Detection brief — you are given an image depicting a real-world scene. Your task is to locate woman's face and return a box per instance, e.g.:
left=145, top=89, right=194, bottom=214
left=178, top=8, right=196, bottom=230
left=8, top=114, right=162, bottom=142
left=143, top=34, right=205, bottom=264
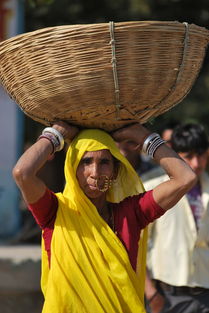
left=76, top=149, right=116, bottom=199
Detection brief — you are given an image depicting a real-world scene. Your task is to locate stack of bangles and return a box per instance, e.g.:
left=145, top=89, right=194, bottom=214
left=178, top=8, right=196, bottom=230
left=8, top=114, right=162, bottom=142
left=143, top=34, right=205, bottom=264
left=38, top=127, right=65, bottom=154
left=142, top=133, right=165, bottom=158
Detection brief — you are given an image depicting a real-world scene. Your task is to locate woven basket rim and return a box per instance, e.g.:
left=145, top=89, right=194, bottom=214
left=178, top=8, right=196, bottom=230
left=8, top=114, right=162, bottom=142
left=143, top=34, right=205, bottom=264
left=0, top=20, right=209, bottom=131
left=1, top=20, right=209, bottom=46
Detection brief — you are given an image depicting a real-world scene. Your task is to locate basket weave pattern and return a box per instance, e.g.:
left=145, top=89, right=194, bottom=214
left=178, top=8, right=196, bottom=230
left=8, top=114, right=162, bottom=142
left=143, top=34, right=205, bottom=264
left=0, top=21, right=209, bottom=130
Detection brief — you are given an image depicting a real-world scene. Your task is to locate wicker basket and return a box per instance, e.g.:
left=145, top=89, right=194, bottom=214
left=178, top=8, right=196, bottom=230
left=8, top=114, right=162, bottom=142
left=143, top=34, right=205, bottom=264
left=0, top=21, right=209, bottom=131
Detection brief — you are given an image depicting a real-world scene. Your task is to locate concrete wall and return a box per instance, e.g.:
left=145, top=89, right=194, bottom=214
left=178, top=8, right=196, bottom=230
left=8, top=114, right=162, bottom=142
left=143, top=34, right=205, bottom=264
left=0, top=245, right=43, bottom=313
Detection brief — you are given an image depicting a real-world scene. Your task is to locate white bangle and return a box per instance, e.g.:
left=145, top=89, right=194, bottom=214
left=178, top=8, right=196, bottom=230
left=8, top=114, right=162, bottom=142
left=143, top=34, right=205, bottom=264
left=142, top=133, right=165, bottom=158
left=147, top=137, right=165, bottom=158
left=38, top=133, right=59, bottom=154
left=42, top=127, right=65, bottom=151
left=142, top=133, right=159, bottom=153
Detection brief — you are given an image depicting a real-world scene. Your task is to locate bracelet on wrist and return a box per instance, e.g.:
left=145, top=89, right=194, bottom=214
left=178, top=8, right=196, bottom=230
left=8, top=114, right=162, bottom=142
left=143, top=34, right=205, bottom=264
left=38, top=134, right=59, bottom=154
left=42, top=127, right=65, bottom=152
left=142, top=133, right=165, bottom=159
left=143, top=133, right=159, bottom=152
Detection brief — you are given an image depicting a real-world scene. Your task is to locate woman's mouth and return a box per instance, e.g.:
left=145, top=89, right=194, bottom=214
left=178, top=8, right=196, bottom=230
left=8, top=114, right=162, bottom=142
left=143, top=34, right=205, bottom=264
left=88, top=184, right=98, bottom=190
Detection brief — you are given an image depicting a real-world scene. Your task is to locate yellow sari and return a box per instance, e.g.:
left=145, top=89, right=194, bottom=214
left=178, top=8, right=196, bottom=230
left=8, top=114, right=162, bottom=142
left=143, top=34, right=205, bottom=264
left=41, top=129, right=147, bottom=313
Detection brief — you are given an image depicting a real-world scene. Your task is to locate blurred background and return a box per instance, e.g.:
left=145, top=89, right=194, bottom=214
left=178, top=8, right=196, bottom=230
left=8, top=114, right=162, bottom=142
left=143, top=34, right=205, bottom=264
left=0, top=0, right=209, bottom=312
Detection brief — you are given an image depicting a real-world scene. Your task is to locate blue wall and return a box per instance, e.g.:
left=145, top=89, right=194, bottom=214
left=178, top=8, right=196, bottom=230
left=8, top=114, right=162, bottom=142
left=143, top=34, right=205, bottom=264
left=0, top=0, right=25, bottom=239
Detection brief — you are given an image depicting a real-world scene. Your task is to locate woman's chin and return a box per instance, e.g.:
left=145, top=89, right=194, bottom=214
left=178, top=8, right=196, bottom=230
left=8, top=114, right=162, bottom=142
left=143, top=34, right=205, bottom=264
left=85, top=187, right=104, bottom=199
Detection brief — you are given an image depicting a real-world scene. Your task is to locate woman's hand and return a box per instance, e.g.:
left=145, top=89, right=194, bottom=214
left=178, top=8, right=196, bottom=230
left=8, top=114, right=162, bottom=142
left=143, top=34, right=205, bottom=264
left=52, top=121, right=79, bottom=144
left=112, top=123, right=151, bottom=148
left=112, top=123, right=151, bottom=156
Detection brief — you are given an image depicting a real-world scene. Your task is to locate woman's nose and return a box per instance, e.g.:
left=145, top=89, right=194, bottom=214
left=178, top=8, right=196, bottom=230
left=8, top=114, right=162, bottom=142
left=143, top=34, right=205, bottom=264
left=90, top=163, right=99, bottom=178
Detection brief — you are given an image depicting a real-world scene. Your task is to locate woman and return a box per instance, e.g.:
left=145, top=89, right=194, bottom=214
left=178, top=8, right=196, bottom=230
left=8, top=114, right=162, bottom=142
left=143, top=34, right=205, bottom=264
left=13, top=122, right=196, bottom=313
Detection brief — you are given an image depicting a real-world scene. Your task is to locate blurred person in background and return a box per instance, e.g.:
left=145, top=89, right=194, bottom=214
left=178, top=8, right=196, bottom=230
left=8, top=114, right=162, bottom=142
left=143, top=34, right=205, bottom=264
left=160, top=120, right=179, bottom=148
left=143, top=123, right=209, bottom=313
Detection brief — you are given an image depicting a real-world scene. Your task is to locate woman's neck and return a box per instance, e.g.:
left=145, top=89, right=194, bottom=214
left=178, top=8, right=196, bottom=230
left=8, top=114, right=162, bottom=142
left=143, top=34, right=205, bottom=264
left=91, top=194, right=106, bottom=210
left=91, top=197, right=114, bottom=230
left=91, top=196, right=109, bottom=217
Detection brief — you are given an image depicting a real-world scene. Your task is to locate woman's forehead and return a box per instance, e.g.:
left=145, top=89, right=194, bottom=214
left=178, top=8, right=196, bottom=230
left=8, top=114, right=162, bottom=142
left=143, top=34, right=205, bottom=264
left=82, top=149, right=113, bottom=159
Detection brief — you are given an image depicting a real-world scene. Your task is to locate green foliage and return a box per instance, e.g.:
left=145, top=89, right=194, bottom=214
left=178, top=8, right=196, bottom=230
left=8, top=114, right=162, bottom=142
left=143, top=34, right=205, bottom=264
left=27, top=0, right=54, bottom=9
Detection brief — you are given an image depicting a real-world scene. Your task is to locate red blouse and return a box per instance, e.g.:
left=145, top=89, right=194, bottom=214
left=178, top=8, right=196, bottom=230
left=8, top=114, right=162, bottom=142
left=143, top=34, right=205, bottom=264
left=28, top=189, right=164, bottom=270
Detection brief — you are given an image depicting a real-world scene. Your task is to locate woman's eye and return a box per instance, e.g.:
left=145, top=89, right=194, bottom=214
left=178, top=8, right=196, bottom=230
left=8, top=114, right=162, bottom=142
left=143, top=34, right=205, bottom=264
left=101, top=159, right=110, bottom=165
left=81, top=158, right=91, bottom=165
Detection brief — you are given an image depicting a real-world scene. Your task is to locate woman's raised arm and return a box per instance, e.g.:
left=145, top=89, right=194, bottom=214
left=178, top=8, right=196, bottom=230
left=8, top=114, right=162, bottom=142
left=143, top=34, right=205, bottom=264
left=13, top=121, right=79, bottom=204
left=112, top=123, right=197, bottom=211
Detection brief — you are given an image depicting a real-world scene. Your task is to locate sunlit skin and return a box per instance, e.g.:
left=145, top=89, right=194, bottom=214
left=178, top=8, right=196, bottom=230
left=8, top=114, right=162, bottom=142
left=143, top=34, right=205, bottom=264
left=178, top=151, right=208, bottom=177
left=161, top=129, right=173, bottom=147
left=116, top=140, right=141, bottom=170
left=76, top=149, right=117, bottom=210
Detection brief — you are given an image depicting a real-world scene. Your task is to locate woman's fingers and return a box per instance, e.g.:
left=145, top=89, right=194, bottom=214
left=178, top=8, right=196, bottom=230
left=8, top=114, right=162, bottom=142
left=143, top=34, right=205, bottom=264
left=52, top=121, right=79, bottom=141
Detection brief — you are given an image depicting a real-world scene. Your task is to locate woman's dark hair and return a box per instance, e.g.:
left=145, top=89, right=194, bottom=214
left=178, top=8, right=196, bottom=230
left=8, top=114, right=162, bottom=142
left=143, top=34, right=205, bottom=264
left=171, top=123, right=209, bottom=154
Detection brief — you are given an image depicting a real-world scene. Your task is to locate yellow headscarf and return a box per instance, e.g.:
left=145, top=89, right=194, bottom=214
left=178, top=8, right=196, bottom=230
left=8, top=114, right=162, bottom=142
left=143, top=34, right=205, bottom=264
left=41, top=129, right=147, bottom=313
